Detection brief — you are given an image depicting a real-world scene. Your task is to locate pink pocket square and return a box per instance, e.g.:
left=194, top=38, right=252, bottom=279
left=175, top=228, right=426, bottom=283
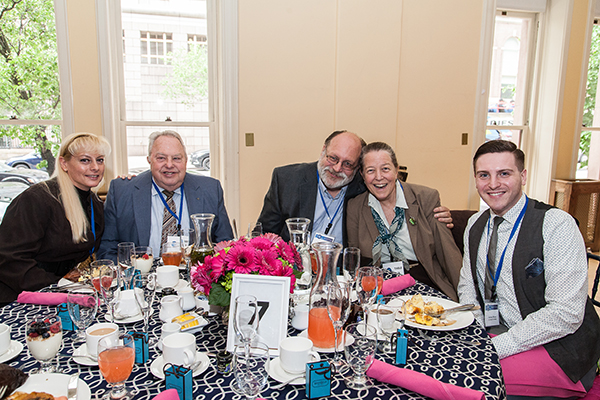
left=380, top=275, right=415, bottom=295
left=367, top=359, right=486, bottom=400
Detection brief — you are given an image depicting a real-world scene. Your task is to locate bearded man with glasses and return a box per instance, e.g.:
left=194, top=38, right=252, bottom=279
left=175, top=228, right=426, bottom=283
left=257, top=130, right=452, bottom=246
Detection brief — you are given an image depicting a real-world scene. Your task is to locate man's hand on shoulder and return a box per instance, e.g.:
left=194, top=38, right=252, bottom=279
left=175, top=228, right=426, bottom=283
left=117, top=174, right=136, bottom=180
left=434, top=206, right=454, bottom=229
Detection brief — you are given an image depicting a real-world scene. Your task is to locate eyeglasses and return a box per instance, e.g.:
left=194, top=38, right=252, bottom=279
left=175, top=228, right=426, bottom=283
left=324, top=153, right=357, bottom=171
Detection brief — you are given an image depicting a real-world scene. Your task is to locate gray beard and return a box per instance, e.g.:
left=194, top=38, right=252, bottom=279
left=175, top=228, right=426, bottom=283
left=317, top=161, right=355, bottom=190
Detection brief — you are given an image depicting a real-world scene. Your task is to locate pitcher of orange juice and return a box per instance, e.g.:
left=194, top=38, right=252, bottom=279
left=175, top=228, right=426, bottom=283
left=307, top=242, right=343, bottom=349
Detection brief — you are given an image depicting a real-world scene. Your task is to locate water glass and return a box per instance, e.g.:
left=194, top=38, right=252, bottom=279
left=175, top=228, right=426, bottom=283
left=342, top=247, right=361, bottom=282
left=344, top=322, right=377, bottom=390
left=247, top=222, right=263, bottom=238
left=232, top=341, right=269, bottom=400
left=179, top=228, right=196, bottom=280
left=67, top=286, right=98, bottom=343
left=233, top=294, right=259, bottom=351
left=117, top=242, right=135, bottom=288
left=26, top=315, right=63, bottom=374
left=98, top=332, right=135, bottom=400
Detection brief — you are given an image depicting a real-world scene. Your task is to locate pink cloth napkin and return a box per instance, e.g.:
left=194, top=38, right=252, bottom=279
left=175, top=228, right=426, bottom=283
left=367, top=359, right=486, bottom=400
left=152, top=389, right=180, bottom=400
left=380, top=275, right=415, bottom=295
left=17, top=291, right=68, bottom=306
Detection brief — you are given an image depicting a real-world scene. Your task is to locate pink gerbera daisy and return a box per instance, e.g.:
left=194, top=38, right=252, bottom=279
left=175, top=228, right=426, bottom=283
left=225, top=243, right=258, bottom=274
left=248, top=237, right=275, bottom=251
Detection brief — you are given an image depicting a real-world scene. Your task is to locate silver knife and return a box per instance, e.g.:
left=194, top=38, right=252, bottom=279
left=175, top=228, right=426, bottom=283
left=67, top=373, right=78, bottom=400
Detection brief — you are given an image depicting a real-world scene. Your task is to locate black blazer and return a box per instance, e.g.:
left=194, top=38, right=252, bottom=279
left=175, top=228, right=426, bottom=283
left=257, top=161, right=365, bottom=246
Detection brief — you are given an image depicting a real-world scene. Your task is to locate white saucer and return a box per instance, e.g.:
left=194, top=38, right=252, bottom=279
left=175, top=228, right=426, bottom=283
left=157, top=279, right=189, bottom=291
left=268, top=354, right=320, bottom=385
left=299, top=330, right=355, bottom=353
left=72, top=343, right=97, bottom=366
left=14, top=373, right=91, bottom=400
left=0, top=340, right=23, bottom=363
left=104, top=308, right=154, bottom=324
left=150, top=351, right=210, bottom=379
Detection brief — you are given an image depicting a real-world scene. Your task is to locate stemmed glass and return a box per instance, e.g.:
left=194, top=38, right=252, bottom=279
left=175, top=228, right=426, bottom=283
left=233, top=294, right=259, bottom=354
left=356, top=266, right=381, bottom=320
left=67, top=286, right=98, bottom=343
left=344, top=322, right=377, bottom=390
left=95, top=260, right=119, bottom=322
left=179, top=228, right=196, bottom=280
left=247, top=222, right=263, bottom=238
left=342, top=247, right=361, bottom=283
left=232, top=341, right=270, bottom=400
left=132, top=273, right=158, bottom=346
left=117, top=242, right=135, bottom=289
left=98, top=332, right=135, bottom=400
left=326, top=280, right=351, bottom=368
left=25, top=315, right=62, bottom=374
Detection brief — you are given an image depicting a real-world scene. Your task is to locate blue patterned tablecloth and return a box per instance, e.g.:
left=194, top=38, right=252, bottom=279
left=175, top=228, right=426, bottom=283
left=0, top=281, right=506, bottom=400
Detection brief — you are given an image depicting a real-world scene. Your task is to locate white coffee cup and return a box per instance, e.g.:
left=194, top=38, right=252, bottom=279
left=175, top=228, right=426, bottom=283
left=162, top=332, right=196, bottom=367
left=367, top=304, right=396, bottom=334
left=159, top=295, right=184, bottom=322
left=177, top=286, right=196, bottom=311
left=157, top=265, right=179, bottom=288
left=85, top=322, right=119, bottom=358
left=279, top=336, right=318, bottom=375
left=0, top=324, right=11, bottom=356
left=116, top=289, right=141, bottom=317
left=158, top=322, right=181, bottom=351
left=291, top=304, right=309, bottom=331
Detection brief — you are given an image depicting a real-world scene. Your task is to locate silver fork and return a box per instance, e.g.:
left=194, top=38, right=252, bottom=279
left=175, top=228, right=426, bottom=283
left=418, top=328, right=481, bottom=346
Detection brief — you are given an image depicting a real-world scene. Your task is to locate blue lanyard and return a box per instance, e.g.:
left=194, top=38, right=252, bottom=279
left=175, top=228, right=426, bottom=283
left=152, top=180, right=184, bottom=229
left=317, top=172, right=344, bottom=235
left=89, top=202, right=95, bottom=255
left=487, top=196, right=528, bottom=299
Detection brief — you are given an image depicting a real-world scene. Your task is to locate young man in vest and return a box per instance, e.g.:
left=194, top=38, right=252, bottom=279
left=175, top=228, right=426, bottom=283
left=458, top=140, right=600, bottom=399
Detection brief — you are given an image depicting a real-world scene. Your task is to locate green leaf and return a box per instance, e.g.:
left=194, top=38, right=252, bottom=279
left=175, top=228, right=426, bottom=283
left=208, top=282, right=231, bottom=308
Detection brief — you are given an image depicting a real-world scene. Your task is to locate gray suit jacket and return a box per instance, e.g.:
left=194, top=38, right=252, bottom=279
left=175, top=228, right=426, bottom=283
left=346, top=182, right=462, bottom=301
left=98, top=170, right=233, bottom=261
left=257, top=162, right=366, bottom=246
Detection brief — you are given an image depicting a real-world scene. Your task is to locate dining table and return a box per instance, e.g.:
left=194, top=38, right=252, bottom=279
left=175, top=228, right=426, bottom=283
left=0, top=277, right=506, bottom=400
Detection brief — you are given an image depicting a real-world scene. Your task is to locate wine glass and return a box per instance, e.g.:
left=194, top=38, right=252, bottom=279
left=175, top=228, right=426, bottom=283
left=67, top=286, right=98, bottom=343
left=232, top=341, right=269, bottom=400
left=356, top=266, right=380, bottom=320
left=326, top=281, right=351, bottom=368
left=233, top=294, right=259, bottom=353
left=132, top=273, right=158, bottom=345
left=342, top=247, right=361, bottom=283
left=95, top=261, right=119, bottom=322
left=98, top=332, right=135, bottom=400
left=117, top=242, right=134, bottom=288
left=179, top=227, right=196, bottom=281
left=375, top=297, right=405, bottom=353
left=26, top=314, right=62, bottom=374
left=344, top=322, right=377, bottom=390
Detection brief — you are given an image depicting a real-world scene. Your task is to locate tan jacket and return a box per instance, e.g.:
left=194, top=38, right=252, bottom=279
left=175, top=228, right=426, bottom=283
left=346, top=182, right=462, bottom=301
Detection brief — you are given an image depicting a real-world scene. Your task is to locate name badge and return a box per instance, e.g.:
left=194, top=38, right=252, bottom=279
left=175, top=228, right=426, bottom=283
left=313, top=233, right=335, bottom=243
left=484, top=300, right=499, bottom=327
left=382, top=261, right=405, bottom=275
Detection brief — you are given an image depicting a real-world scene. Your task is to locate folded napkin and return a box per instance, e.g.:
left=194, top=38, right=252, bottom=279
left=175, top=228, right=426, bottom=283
left=367, top=359, right=485, bottom=400
left=152, top=389, right=180, bottom=400
left=380, top=275, right=415, bottom=295
left=17, top=291, right=68, bottom=306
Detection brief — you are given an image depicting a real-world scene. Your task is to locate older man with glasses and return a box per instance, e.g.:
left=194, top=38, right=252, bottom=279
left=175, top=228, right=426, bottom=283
left=257, top=130, right=452, bottom=246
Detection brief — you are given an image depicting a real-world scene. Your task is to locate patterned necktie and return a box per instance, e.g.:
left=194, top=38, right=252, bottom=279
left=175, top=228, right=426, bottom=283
left=160, top=190, right=178, bottom=251
left=485, top=216, right=504, bottom=299
left=370, top=206, right=410, bottom=267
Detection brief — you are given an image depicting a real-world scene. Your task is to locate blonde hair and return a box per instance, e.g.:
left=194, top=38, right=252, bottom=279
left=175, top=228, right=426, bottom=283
left=51, top=132, right=111, bottom=243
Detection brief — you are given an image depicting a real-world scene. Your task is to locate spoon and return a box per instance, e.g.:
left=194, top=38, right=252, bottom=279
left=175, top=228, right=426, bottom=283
left=271, top=375, right=305, bottom=390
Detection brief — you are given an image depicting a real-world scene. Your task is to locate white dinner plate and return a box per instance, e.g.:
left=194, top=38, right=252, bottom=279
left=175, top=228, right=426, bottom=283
left=0, top=340, right=23, bottom=363
left=72, top=343, right=97, bottom=366
left=104, top=308, right=154, bottom=324
left=13, top=373, right=91, bottom=400
left=298, top=330, right=355, bottom=353
left=398, top=295, right=475, bottom=331
left=150, top=351, right=211, bottom=379
left=267, top=354, right=320, bottom=386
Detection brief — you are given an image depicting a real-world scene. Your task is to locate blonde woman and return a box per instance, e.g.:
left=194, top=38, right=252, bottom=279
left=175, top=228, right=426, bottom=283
left=0, top=133, right=111, bottom=304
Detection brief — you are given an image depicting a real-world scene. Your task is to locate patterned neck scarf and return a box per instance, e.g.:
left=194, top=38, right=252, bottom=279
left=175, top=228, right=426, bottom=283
left=370, top=206, right=409, bottom=266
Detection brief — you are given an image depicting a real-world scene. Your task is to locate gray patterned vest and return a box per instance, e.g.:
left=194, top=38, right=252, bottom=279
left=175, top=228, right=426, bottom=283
left=468, top=198, right=600, bottom=383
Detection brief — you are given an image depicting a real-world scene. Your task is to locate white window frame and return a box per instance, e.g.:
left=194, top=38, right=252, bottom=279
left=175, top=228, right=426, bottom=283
left=95, top=0, right=240, bottom=222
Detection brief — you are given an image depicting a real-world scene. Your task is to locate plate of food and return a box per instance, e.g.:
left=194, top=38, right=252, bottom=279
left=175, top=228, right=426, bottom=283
left=398, top=294, right=474, bottom=331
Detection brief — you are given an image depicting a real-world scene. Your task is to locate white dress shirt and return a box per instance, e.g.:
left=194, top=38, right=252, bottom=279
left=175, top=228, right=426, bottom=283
left=149, top=179, right=190, bottom=255
left=311, top=178, right=347, bottom=244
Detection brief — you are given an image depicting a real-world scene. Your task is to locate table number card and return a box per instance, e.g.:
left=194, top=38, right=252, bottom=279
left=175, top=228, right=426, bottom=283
left=164, top=364, right=192, bottom=400
left=306, top=361, right=332, bottom=399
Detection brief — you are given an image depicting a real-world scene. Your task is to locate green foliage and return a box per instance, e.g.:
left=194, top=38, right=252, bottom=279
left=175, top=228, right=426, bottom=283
left=580, top=25, right=600, bottom=168
left=208, top=281, right=231, bottom=308
left=160, top=44, right=208, bottom=108
left=0, top=0, right=61, bottom=174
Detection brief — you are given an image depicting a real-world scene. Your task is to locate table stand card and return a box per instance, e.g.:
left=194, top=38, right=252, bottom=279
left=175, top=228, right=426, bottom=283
left=57, top=303, right=75, bottom=331
left=128, top=331, right=149, bottom=363
left=226, top=274, right=290, bottom=356
left=164, top=364, right=192, bottom=400
left=306, top=361, right=332, bottom=399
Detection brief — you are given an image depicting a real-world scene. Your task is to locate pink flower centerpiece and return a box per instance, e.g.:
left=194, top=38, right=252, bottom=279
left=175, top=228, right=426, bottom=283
left=190, top=233, right=303, bottom=308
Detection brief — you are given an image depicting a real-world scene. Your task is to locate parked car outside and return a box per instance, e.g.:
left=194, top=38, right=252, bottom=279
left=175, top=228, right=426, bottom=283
left=6, top=152, right=45, bottom=170
left=0, top=162, right=49, bottom=185
left=0, top=182, right=29, bottom=223
left=190, top=149, right=210, bottom=171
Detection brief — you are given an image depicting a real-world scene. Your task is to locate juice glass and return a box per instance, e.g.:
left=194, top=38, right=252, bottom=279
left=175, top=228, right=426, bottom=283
left=98, top=332, right=135, bottom=399
left=307, top=306, right=341, bottom=349
left=162, top=243, right=183, bottom=267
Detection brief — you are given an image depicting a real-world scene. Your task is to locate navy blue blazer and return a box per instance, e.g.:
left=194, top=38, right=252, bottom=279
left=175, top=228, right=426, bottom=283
left=98, top=170, right=233, bottom=261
